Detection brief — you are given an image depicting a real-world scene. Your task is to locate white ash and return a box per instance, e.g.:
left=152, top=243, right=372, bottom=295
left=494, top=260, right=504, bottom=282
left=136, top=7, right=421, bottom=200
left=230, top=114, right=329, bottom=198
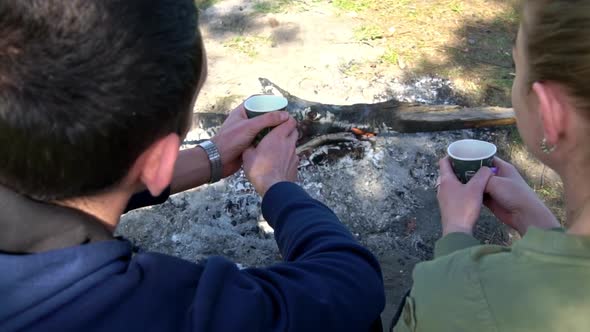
left=374, top=76, right=464, bottom=105
left=182, top=128, right=213, bottom=149
left=117, top=128, right=507, bottom=267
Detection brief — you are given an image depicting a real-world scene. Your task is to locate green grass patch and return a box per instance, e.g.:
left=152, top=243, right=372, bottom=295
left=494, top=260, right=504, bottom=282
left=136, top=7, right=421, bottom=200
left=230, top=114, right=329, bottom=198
left=537, top=186, right=561, bottom=198
left=449, top=1, right=464, bottom=14
left=330, top=0, right=519, bottom=106
left=354, top=25, right=384, bottom=41
left=338, top=60, right=362, bottom=76
left=332, top=0, right=371, bottom=12
left=253, top=0, right=291, bottom=14
left=507, top=125, right=524, bottom=146
left=381, top=48, right=399, bottom=65
left=224, top=36, right=271, bottom=57
left=490, top=76, right=514, bottom=90
left=195, top=0, right=219, bottom=10
left=496, top=1, right=520, bottom=24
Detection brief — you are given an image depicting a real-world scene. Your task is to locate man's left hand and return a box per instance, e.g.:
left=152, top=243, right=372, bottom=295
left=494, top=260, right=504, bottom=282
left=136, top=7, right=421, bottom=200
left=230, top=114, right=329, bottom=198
left=211, top=102, right=291, bottom=178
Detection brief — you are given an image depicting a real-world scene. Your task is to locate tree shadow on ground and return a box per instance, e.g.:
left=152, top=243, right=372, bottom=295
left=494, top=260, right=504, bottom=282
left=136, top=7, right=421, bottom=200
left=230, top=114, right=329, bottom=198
left=369, top=0, right=519, bottom=107
left=407, top=15, right=517, bottom=107
left=195, top=0, right=302, bottom=46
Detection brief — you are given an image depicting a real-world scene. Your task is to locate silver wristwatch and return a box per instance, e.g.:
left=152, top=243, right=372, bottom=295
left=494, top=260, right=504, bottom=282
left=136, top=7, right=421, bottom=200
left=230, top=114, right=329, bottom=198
left=197, top=140, right=223, bottom=183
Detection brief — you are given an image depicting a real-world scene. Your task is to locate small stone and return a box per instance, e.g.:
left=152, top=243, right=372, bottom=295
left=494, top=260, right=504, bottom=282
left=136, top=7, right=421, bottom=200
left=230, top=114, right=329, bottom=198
left=268, top=18, right=280, bottom=28
left=397, top=57, right=407, bottom=70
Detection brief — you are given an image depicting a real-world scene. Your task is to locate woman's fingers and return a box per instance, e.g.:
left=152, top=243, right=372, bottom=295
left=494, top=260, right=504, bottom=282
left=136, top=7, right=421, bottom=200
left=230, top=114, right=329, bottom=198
left=492, top=157, right=520, bottom=179
left=466, top=167, right=494, bottom=192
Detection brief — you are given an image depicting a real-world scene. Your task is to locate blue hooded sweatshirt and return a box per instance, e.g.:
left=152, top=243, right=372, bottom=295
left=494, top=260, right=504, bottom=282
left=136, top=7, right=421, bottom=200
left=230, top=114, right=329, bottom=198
left=0, top=182, right=385, bottom=331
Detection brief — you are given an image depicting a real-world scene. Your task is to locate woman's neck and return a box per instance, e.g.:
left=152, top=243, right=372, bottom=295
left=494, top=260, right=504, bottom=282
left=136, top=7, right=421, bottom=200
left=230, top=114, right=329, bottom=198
left=563, top=162, right=590, bottom=235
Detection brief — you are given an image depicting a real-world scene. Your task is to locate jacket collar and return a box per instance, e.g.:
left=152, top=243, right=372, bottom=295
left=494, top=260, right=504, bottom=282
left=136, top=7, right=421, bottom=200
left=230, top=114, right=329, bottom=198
left=0, top=185, right=113, bottom=254
left=516, top=227, right=590, bottom=259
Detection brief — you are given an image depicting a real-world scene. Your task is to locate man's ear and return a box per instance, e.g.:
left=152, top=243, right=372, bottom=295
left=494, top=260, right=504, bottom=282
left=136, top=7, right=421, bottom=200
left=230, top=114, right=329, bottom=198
left=532, top=82, right=569, bottom=146
left=136, top=134, right=180, bottom=197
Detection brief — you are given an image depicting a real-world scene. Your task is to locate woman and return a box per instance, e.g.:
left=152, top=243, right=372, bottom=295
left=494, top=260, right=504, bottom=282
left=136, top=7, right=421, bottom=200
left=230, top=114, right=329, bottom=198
left=393, top=1, right=590, bottom=331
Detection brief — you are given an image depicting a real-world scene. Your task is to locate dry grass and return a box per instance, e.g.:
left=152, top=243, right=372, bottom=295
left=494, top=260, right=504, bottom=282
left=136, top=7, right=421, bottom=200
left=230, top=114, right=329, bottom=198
left=334, top=0, right=520, bottom=106
left=195, top=0, right=219, bottom=10
left=223, top=35, right=272, bottom=57
left=252, top=0, right=292, bottom=13
left=199, top=0, right=519, bottom=105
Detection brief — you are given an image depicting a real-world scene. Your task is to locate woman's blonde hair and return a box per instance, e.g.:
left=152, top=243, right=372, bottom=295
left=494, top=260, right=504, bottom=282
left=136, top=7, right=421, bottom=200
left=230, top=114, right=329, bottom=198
left=525, top=0, right=590, bottom=115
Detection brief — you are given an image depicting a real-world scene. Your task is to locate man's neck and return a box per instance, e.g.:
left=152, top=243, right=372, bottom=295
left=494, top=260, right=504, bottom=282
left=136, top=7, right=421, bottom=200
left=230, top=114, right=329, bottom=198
left=57, top=189, right=132, bottom=233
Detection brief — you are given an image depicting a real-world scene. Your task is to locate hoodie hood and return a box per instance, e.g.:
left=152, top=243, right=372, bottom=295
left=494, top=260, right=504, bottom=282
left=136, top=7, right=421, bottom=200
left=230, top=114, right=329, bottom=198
left=0, top=184, right=126, bottom=330
left=0, top=185, right=113, bottom=254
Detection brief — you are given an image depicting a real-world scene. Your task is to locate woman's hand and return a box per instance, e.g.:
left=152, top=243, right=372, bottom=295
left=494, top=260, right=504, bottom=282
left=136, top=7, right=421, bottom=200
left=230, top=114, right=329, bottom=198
left=484, top=157, right=560, bottom=235
left=437, top=157, right=495, bottom=236
left=211, top=102, right=291, bottom=178
left=242, top=118, right=299, bottom=197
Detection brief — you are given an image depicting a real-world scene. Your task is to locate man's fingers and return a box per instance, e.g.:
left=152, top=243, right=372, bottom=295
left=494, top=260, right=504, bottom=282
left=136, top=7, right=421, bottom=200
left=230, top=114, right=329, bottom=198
left=246, top=111, right=290, bottom=134
left=287, top=127, right=299, bottom=145
left=270, top=117, right=297, bottom=137
left=242, top=147, right=256, bottom=164
left=256, top=118, right=297, bottom=146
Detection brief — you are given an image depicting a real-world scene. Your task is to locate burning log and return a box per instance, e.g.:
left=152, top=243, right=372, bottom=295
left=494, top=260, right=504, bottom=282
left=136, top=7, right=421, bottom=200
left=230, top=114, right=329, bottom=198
left=296, top=133, right=359, bottom=154
left=191, top=78, right=515, bottom=146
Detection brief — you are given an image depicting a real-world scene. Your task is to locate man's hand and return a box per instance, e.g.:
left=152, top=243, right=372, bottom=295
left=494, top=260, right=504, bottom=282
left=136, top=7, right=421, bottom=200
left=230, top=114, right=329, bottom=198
left=242, top=118, right=299, bottom=197
left=484, top=157, right=560, bottom=235
left=211, top=102, right=290, bottom=178
left=437, top=157, right=494, bottom=236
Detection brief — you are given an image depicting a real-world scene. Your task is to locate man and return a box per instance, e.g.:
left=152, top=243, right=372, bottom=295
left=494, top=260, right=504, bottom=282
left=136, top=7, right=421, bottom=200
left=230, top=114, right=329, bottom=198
left=0, top=1, right=385, bottom=331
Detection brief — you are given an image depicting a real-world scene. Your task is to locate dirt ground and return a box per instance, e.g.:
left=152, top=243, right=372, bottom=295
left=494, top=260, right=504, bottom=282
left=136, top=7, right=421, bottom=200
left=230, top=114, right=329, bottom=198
left=117, top=0, right=564, bottom=325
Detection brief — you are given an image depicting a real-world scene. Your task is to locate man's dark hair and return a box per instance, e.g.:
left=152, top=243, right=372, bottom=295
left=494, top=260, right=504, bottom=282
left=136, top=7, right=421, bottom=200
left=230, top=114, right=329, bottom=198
left=0, top=0, right=203, bottom=201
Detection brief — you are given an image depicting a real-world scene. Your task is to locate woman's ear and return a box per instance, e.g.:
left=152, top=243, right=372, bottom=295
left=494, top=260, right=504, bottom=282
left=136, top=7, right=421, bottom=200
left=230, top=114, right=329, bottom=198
left=532, top=81, right=568, bottom=145
left=136, top=134, right=181, bottom=197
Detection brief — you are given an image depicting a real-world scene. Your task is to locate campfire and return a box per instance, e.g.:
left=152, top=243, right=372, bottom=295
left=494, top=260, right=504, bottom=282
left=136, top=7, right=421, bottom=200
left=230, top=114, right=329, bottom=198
left=186, top=78, right=515, bottom=164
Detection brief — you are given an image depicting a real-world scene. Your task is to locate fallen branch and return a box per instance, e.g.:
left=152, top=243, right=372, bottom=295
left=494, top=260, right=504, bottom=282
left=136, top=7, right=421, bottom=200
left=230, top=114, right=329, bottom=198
left=258, top=78, right=515, bottom=135
left=190, top=78, right=516, bottom=146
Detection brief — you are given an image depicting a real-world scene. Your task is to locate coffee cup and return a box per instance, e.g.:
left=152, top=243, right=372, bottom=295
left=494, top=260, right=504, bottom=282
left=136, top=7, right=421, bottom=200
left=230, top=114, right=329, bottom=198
left=244, top=95, right=289, bottom=143
left=447, top=139, right=497, bottom=183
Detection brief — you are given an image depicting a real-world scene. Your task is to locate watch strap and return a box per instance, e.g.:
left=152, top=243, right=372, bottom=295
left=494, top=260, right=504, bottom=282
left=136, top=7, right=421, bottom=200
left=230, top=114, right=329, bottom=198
left=197, top=140, right=223, bottom=183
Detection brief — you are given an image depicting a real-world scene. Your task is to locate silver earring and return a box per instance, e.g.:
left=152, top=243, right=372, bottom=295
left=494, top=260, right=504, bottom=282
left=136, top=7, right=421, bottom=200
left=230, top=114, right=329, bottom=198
left=541, top=138, right=556, bottom=154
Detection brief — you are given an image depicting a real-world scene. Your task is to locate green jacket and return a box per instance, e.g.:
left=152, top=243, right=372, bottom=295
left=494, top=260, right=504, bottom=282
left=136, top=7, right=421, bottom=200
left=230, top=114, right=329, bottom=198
left=394, top=227, right=590, bottom=331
